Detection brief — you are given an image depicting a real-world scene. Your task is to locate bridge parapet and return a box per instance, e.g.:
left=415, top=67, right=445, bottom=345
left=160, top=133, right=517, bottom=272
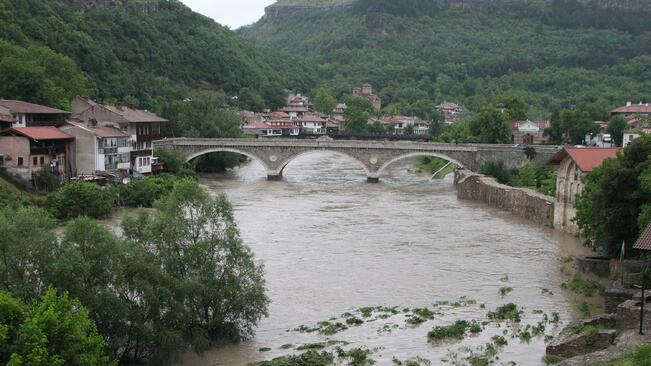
left=154, top=138, right=560, bottom=183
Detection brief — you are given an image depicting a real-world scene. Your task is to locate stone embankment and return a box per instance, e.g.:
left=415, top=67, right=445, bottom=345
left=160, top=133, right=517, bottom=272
left=455, top=170, right=555, bottom=227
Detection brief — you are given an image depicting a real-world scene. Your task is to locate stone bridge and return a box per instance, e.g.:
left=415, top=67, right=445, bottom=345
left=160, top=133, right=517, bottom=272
left=154, top=138, right=559, bottom=183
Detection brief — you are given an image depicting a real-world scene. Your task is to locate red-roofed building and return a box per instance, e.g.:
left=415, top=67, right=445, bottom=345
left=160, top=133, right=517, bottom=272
left=549, top=147, right=620, bottom=234
left=72, top=96, right=168, bottom=174
left=0, top=100, right=70, bottom=129
left=634, top=223, right=651, bottom=252
left=510, top=120, right=550, bottom=144
left=0, top=127, right=73, bottom=180
left=611, top=102, right=651, bottom=120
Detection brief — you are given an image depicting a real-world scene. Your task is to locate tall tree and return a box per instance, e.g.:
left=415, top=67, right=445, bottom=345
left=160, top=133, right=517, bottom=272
left=607, top=116, right=628, bottom=146
left=312, top=88, right=337, bottom=115
left=544, top=110, right=563, bottom=144
left=561, top=109, right=599, bottom=145
left=469, top=108, right=512, bottom=144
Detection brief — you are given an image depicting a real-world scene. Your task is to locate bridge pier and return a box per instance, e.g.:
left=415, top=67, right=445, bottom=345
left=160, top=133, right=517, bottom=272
left=367, top=176, right=380, bottom=184
left=267, top=173, right=283, bottom=181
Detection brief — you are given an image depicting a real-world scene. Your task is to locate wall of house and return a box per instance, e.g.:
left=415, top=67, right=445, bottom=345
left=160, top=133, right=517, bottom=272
left=554, top=157, right=584, bottom=235
left=62, top=127, right=98, bottom=175
left=0, top=136, right=30, bottom=169
left=455, top=170, right=555, bottom=227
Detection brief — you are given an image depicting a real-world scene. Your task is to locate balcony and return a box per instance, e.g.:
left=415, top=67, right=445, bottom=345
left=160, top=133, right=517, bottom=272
left=136, top=133, right=161, bottom=142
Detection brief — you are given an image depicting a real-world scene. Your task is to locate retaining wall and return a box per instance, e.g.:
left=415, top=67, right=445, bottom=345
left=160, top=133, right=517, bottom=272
left=455, top=170, right=555, bottom=227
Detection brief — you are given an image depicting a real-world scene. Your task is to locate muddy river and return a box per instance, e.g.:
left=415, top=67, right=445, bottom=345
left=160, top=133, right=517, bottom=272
left=179, top=152, right=589, bottom=365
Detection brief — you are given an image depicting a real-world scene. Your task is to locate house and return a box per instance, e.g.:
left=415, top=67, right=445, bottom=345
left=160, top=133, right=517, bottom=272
left=71, top=97, right=168, bottom=175
left=0, top=127, right=73, bottom=181
left=242, top=120, right=300, bottom=137
left=510, top=120, right=550, bottom=144
left=549, top=147, right=620, bottom=234
left=60, top=120, right=132, bottom=176
left=436, top=102, right=464, bottom=124
left=378, top=115, right=431, bottom=135
left=611, top=102, right=651, bottom=121
left=633, top=222, right=651, bottom=251
left=0, top=100, right=70, bottom=129
left=352, top=83, right=381, bottom=111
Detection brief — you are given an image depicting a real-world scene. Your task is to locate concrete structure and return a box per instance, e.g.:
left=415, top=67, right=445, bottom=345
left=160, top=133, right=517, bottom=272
left=154, top=138, right=559, bottom=183
left=0, top=127, right=73, bottom=180
left=549, top=147, right=620, bottom=234
left=61, top=121, right=132, bottom=175
left=71, top=96, right=168, bottom=174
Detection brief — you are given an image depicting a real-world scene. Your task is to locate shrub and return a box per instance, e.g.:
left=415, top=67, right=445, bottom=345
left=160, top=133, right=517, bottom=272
left=155, top=149, right=185, bottom=174
left=116, top=175, right=178, bottom=207
left=32, top=169, right=60, bottom=193
left=427, top=320, right=469, bottom=342
left=487, top=304, right=522, bottom=322
left=52, top=181, right=115, bottom=219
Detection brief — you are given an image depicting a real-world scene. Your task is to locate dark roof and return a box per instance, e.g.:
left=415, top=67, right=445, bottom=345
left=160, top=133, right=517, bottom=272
left=634, top=223, right=651, bottom=251
left=1, top=127, right=73, bottom=141
left=548, top=148, right=620, bottom=172
left=0, top=100, right=69, bottom=114
left=103, top=105, right=168, bottom=123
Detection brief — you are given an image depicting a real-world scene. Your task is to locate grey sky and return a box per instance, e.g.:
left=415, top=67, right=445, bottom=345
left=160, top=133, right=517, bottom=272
left=181, top=0, right=276, bottom=29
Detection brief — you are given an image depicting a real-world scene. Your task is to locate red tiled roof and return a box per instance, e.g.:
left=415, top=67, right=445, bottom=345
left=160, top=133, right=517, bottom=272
left=612, top=104, right=651, bottom=114
left=548, top=147, right=620, bottom=172
left=104, top=105, right=168, bottom=123
left=0, top=100, right=69, bottom=114
left=634, top=223, right=651, bottom=251
left=2, top=127, right=73, bottom=140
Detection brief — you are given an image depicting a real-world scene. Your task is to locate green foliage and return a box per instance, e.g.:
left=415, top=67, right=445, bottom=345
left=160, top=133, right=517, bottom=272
left=243, top=1, right=651, bottom=118
left=116, top=175, right=182, bottom=208
left=0, top=288, right=114, bottom=366
left=52, top=181, right=115, bottom=219
left=250, top=350, right=334, bottom=366
left=0, top=206, right=57, bottom=303
left=481, top=161, right=558, bottom=196
left=32, top=170, right=60, bottom=193
left=0, top=39, right=87, bottom=110
left=154, top=149, right=185, bottom=174
left=487, top=303, right=522, bottom=322
left=575, top=137, right=650, bottom=256
left=607, top=116, right=629, bottom=147
left=469, top=108, right=511, bottom=144
left=343, top=96, right=374, bottom=133
left=561, top=109, right=600, bottom=145
left=427, top=320, right=469, bottom=342
left=313, top=88, right=337, bottom=115
left=0, top=0, right=315, bottom=111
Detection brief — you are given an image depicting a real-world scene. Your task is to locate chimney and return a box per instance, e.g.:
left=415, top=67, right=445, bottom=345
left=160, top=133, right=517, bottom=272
left=626, top=102, right=632, bottom=106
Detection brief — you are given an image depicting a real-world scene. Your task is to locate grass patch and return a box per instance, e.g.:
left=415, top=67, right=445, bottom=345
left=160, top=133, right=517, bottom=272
left=487, top=303, right=522, bottom=322
left=499, top=287, right=513, bottom=296
left=259, top=347, right=271, bottom=352
left=249, top=350, right=334, bottom=366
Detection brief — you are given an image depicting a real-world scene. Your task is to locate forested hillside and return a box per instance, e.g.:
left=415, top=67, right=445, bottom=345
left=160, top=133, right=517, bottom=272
left=242, top=0, right=651, bottom=119
left=0, top=0, right=316, bottom=111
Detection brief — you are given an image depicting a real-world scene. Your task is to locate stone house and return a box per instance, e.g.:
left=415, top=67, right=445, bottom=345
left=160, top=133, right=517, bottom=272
left=60, top=120, right=132, bottom=176
left=378, top=115, right=431, bottom=135
left=436, top=102, right=464, bottom=124
left=352, top=83, right=381, bottom=111
left=0, top=127, right=74, bottom=180
left=0, top=100, right=69, bottom=129
left=510, top=120, right=550, bottom=144
left=610, top=102, right=651, bottom=121
left=71, top=96, right=168, bottom=175
left=549, top=147, right=620, bottom=234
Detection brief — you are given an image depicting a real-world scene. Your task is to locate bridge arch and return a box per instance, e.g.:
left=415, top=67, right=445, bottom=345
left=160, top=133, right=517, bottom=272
left=377, top=152, right=464, bottom=177
left=184, top=147, right=272, bottom=172
left=274, top=149, right=372, bottom=178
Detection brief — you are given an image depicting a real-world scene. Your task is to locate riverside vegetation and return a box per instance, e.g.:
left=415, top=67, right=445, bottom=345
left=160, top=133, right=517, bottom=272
left=0, top=173, right=269, bottom=365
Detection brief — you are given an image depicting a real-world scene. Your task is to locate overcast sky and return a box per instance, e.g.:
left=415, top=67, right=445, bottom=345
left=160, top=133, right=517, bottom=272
left=181, top=0, right=276, bottom=29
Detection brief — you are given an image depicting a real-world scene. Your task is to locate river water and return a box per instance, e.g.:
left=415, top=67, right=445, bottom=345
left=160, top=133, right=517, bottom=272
left=181, top=152, right=589, bottom=366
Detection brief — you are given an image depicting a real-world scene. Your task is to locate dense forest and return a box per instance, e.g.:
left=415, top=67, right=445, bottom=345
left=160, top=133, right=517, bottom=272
left=0, top=0, right=316, bottom=112
left=242, top=0, right=651, bottom=120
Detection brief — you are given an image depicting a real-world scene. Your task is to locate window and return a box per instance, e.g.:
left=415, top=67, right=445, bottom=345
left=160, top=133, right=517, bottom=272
left=33, top=157, right=38, bottom=166
left=39, top=156, right=45, bottom=166
left=17, top=157, right=23, bottom=166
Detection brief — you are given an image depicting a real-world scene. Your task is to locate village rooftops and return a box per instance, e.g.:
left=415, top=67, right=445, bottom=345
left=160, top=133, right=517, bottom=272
left=0, top=127, right=73, bottom=141
left=0, top=100, right=70, bottom=115
left=634, top=222, right=651, bottom=251
left=436, top=102, right=463, bottom=110
left=103, top=105, right=168, bottom=123
left=611, top=102, right=651, bottom=115
left=548, top=147, right=620, bottom=173
left=66, top=120, right=129, bottom=138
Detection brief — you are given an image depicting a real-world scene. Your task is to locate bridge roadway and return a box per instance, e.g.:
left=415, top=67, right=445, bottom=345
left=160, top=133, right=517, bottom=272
left=154, top=138, right=559, bottom=183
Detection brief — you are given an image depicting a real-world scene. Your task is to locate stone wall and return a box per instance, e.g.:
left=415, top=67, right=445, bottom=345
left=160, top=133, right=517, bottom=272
left=455, top=170, right=555, bottom=227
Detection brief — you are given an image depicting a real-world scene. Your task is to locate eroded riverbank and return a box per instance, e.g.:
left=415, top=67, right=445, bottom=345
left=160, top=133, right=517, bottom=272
left=172, top=152, right=590, bottom=365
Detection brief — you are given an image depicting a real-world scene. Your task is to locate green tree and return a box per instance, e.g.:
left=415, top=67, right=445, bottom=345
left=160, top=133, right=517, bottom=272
left=154, top=149, right=185, bottom=174
left=0, top=206, right=57, bottom=303
left=312, top=88, right=337, bottom=115
left=561, top=109, right=599, bottom=145
left=403, top=124, right=415, bottom=135
left=52, top=181, right=115, bottom=219
left=607, top=116, right=628, bottom=146
left=493, top=95, right=528, bottom=121
left=544, top=110, right=563, bottom=144
left=1, top=288, right=114, bottom=366
left=343, top=96, right=374, bottom=134
left=469, top=108, right=511, bottom=144
left=575, top=136, right=651, bottom=256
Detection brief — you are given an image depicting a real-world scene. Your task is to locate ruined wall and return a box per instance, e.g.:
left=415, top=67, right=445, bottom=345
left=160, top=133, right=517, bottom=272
left=455, top=170, right=555, bottom=227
